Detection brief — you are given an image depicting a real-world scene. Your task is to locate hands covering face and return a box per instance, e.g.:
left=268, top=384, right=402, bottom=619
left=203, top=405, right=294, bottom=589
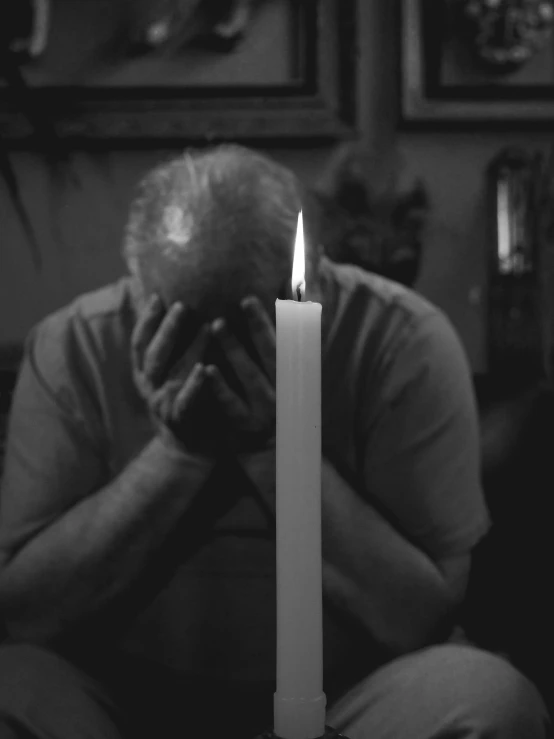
left=131, top=293, right=276, bottom=456
left=206, top=295, right=276, bottom=452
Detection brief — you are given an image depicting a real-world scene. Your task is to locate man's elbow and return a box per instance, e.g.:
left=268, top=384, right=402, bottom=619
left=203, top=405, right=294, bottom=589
left=0, top=603, right=73, bottom=649
left=323, top=564, right=459, bottom=658
left=0, top=571, right=59, bottom=647
left=2, top=616, right=51, bottom=645
left=385, top=552, right=472, bottom=655
left=0, top=598, right=47, bottom=646
left=383, top=596, right=459, bottom=656
left=387, top=563, right=467, bottom=656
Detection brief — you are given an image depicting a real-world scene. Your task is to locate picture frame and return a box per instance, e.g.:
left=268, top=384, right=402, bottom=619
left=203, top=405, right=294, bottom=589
left=0, top=0, right=357, bottom=143
left=401, top=0, right=554, bottom=125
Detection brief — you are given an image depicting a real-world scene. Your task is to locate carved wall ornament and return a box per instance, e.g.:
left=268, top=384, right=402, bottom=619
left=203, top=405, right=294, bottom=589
left=459, top=0, right=554, bottom=71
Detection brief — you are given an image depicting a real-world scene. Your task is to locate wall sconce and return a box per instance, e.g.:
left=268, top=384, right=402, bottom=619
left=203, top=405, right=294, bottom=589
left=486, top=147, right=543, bottom=381
left=488, top=148, right=539, bottom=276
left=2, top=0, right=50, bottom=59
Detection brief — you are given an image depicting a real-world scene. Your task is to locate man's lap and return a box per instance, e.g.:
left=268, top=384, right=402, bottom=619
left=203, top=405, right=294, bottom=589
left=0, top=642, right=550, bottom=739
left=327, top=644, right=551, bottom=738
left=0, top=643, right=274, bottom=739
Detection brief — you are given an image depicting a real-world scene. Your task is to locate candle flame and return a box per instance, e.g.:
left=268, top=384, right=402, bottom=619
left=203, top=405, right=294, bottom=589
left=291, top=211, right=305, bottom=301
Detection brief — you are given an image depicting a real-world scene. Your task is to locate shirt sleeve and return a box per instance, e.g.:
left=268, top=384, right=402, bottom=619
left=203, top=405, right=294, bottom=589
left=0, top=316, right=109, bottom=561
left=361, top=309, right=491, bottom=561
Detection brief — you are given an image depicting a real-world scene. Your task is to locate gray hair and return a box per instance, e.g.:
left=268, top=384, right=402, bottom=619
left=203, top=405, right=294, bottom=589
left=122, top=144, right=320, bottom=315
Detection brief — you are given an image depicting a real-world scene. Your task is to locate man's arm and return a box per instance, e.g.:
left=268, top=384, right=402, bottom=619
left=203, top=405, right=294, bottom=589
left=0, top=298, right=221, bottom=648
left=238, top=451, right=467, bottom=655
left=319, top=458, right=469, bottom=655
left=238, top=310, right=488, bottom=657
left=0, top=435, right=215, bottom=646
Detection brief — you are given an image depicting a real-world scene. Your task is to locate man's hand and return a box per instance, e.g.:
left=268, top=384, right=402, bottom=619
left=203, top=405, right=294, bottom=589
left=205, top=295, right=276, bottom=453
left=131, top=293, right=215, bottom=456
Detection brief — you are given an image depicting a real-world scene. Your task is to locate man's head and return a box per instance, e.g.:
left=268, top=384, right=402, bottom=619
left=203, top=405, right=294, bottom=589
left=123, top=144, right=323, bottom=324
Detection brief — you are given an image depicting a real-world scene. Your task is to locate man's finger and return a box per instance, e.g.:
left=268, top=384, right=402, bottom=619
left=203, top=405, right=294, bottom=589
left=211, top=317, right=274, bottom=412
left=143, top=302, right=185, bottom=385
left=211, top=318, right=264, bottom=391
left=167, top=325, right=211, bottom=382
left=131, top=294, right=164, bottom=372
left=241, top=296, right=276, bottom=385
left=205, top=364, right=249, bottom=424
left=151, top=379, right=182, bottom=420
left=172, top=362, right=208, bottom=421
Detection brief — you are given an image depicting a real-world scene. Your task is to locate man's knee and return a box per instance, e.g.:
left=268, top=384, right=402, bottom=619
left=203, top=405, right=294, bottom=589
left=0, top=643, right=123, bottom=739
left=0, top=643, right=82, bottom=708
left=429, top=645, right=550, bottom=736
left=329, top=645, right=550, bottom=738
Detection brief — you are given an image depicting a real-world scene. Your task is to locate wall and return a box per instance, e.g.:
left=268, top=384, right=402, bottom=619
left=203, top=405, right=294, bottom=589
left=1, top=1, right=550, bottom=371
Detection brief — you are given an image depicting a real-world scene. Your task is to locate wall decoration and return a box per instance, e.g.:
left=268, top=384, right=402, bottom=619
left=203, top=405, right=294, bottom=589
left=401, top=0, right=554, bottom=124
left=312, top=143, right=429, bottom=288
left=0, top=0, right=357, bottom=142
left=486, top=148, right=544, bottom=382
left=461, top=0, right=554, bottom=72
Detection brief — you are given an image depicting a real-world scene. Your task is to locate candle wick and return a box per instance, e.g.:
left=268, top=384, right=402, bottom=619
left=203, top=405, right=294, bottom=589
left=296, top=284, right=303, bottom=302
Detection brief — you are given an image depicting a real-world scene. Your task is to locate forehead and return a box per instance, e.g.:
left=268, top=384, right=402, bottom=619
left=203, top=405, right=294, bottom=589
left=156, top=273, right=282, bottom=326
left=135, top=242, right=292, bottom=323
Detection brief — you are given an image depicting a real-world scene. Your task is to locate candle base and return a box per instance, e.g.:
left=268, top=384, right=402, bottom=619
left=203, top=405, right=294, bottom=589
left=253, top=726, right=350, bottom=739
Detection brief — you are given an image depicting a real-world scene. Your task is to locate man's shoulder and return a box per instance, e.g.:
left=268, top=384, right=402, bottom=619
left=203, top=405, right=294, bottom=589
left=26, top=278, right=135, bottom=398
left=33, top=277, right=134, bottom=346
left=323, top=257, right=466, bottom=390
left=73, top=278, right=134, bottom=320
left=324, top=257, right=441, bottom=333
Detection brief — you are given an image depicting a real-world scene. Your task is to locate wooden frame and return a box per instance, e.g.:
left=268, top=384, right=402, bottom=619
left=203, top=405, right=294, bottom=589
left=401, top=0, right=554, bottom=126
left=0, top=0, right=357, bottom=144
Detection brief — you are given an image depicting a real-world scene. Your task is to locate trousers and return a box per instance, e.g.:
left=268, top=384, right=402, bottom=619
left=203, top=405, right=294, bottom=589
left=0, top=642, right=550, bottom=739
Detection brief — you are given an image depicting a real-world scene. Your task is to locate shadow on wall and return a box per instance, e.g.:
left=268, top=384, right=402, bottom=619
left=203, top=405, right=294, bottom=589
left=312, top=142, right=430, bottom=289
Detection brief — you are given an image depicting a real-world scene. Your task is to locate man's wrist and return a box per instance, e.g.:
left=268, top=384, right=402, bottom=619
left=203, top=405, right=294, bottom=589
left=151, top=427, right=218, bottom=475
left=237, top=441, right=276, bottom=521
left=237, top=441, right=276, bottom=480
left=237, top=446, right=335, bottom=520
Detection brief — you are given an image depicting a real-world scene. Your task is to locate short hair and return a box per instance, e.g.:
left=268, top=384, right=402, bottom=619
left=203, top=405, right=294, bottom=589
left=122, top=144, right=321, bottom=316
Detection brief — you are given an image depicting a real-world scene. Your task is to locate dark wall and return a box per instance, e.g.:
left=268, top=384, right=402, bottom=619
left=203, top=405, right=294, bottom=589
left=1, top=1, right=551, bottom=372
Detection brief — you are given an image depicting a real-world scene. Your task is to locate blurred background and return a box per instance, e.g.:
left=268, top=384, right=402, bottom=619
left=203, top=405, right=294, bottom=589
left=1, top=0, right=554, bottom=716
left=2, top=0, right=551, bottom=374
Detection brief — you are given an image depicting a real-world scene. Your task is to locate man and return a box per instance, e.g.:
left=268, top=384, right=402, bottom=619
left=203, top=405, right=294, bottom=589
left=0, top=144, right=549, bottom=739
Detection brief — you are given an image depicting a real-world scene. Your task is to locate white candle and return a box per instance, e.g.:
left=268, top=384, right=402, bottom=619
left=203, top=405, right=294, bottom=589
left=274, top=212, right=326, bottom=739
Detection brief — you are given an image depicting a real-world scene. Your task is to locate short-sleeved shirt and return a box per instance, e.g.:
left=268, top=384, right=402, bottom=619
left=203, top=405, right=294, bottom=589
left=0, top=255, right=490, bottom=682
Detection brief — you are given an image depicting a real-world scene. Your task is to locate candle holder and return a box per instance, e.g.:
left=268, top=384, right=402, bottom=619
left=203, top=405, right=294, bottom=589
left=254, top=726, right=350, bottom=739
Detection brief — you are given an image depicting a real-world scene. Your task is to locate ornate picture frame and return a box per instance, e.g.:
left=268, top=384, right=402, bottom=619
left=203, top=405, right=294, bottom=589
left=0, top=0, right=357, bottom=143
left=401, top=0, right=554, bottom=125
